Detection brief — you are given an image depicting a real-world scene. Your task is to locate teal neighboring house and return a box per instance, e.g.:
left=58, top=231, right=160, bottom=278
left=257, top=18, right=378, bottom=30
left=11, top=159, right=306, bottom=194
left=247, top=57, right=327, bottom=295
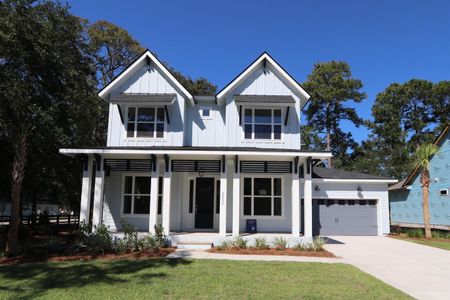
left=389, top=125, right=450, bottom=231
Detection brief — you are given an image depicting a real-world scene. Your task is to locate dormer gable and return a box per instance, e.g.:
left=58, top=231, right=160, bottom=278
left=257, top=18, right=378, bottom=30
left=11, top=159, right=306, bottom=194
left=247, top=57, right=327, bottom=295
left=216, top=52, right=310, bottom=107
left=98, top=50, right=194, bottom=104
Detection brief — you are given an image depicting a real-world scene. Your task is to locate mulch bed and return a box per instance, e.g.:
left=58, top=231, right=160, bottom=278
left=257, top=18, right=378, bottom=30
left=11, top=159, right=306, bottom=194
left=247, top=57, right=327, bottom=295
left=0, top=248, right=176, bottom=265
left=209, top=247, right=335, bottom=257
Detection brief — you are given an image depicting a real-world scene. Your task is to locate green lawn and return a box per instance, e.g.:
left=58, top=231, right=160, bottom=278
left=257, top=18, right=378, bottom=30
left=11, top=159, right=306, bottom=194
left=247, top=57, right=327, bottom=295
left=406, top=239, right=450, bottom=251
left=0, top=258, right=410, bottom=299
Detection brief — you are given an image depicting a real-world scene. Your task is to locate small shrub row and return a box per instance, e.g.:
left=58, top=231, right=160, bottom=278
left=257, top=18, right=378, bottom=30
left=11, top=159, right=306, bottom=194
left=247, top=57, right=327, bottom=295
left=217, top=236, right=326, bottom=252
left=69, top=220, right=168, bottom=255
left=392, top=227, right=450, bottom=239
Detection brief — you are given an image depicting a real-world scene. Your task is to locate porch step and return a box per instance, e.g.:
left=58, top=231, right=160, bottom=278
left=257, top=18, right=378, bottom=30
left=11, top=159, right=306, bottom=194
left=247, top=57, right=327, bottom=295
left=176, top=242, right=213, bottom=250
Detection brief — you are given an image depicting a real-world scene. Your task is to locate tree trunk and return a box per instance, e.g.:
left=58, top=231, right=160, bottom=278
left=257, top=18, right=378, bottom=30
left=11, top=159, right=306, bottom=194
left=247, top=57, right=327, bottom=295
left=421, top=170, right=432, bottom=239
left=6, top=132, right=29, bottom=255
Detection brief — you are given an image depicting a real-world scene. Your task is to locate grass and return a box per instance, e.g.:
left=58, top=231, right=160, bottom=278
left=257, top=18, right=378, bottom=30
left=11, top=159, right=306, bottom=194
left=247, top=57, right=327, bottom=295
left=405, top=239, right=450, bottom=251
left=0, top=258, right=410, bottom=299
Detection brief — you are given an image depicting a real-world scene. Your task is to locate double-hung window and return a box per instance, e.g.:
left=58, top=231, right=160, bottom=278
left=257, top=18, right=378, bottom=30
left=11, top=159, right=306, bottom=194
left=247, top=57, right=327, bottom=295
left=122, top=175, right=163, bottom=215
left=244, top=108, right=282, bottom=140
left=127, top=107, right=165, bottom=138
left=243, top=177, right=282, bottom=217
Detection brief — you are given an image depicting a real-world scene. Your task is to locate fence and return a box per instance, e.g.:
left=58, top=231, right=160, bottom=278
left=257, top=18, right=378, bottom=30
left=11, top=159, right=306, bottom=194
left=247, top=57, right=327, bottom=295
left=0, top=214, right=79, bottom=226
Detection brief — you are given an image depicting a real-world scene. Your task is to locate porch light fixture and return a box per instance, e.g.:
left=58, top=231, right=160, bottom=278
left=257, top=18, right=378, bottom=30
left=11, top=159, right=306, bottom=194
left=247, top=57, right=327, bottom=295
left=357, top=186, right=363, bottom=192
left=314, top=185, right=320, bottom=191
left=198, top=170, right=204, bottom=177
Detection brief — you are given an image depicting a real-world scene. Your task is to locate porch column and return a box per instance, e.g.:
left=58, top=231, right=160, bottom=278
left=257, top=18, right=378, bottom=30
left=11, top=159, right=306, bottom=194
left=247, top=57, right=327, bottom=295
left=149, top=157, right=159, bottom=234
left=292, top=165, right=300, bottom=237
left=92, top=156, right=105, bottom=230
left=232, top=156, right=240, bottom=236
left=79, top=155, right=94, bottom=225
left=162, top=155, right=171, bottom=236
left=219, top=159, right=228, bottom=237
left=303, top=158, right=313, bottom=238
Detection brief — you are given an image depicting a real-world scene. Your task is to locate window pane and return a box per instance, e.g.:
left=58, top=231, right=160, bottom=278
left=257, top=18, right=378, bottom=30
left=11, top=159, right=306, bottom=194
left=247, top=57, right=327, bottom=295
left=156, top=123, right=164, bottom=138
left=274, top=197, right=282, bottom=216
left=244, top=125, right=252, bottom=139
left=124, top=177, right=133, bottom=194
left=134, top=176, right=150, bottom=194
left=254, top=124, right=271, bottom=139
left=244, top=109, right=252, bottom=123
left=137, top=107, right=154, bottom=121
left=254, top=178, right=271, bottom=196
left=244, top=178, right=252, bottom=195
left=156, top=108, right=165, bottom=122
left=274, top=178, right=282, bottom=196
left=137, top=123, right=154, bottom=137
left=244, top=197, right=252, bottom=215
left=274, top=109, right=282, bottom=123
left=274, top=125, right=281, bottom=139
left=157, top=196, right=162, bottom=215
left=126, top=123, right=135, bottom=137
left=158, top=177, right=163, bottom=194
left=254, top=109, right=272, bottom=123
left=128, top=107, right=136, bottom=121
left=134, top=195, right=150, bottom=214
left=123, top=195, right=132, bottom=214
left=202, top=109, right=210, bottom=117
left=254, top=197, right=271, bottom=215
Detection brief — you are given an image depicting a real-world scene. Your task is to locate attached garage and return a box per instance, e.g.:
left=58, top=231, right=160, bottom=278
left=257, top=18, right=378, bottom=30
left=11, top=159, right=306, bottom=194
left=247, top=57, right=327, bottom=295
left=313, top=199, right=378, bottom=236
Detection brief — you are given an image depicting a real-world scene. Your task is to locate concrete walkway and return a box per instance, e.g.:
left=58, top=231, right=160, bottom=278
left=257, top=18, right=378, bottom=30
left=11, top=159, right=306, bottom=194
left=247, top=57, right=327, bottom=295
left=167, top=236, right=450, bottom=300
left=325, top=236, right=450, bottom=300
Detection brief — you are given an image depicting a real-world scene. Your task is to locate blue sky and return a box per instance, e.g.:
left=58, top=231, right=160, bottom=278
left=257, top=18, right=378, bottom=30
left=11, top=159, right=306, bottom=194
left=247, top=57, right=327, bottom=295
left=67, top=0, right=450, bottom=142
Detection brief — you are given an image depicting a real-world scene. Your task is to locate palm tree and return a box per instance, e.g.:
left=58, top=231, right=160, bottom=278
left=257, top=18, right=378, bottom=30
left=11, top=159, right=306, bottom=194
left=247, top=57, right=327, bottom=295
left=414, top=143, right=439, bottom=239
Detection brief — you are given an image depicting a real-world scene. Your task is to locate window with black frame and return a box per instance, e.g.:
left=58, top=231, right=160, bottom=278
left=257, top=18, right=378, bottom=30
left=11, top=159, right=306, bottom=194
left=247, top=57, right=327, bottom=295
left=244, top=108, right=282, bottom=140
left=122, top=175, right=151, bottom=215
left=127, top=107, right=165, bottom=138
left=243, top=177, right=282, bottom=217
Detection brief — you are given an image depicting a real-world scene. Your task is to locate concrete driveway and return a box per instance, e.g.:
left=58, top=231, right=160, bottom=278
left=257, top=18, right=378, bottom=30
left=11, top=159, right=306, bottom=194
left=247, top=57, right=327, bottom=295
left=325, top=236, right=450, bottom=300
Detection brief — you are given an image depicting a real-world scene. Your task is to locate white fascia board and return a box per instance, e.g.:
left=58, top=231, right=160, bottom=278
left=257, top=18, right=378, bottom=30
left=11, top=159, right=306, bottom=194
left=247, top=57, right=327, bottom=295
left=304, top=178, right=398, bottom=184
left=59, top=148, right=332, bottom=158
left=98, top=50, right=194, bottom=104
left=216, top=53, right=310, bottom=105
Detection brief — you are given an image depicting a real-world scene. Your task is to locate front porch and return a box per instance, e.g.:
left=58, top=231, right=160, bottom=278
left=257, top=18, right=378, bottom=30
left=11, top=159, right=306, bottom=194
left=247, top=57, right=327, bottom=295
left=64, top=148, right=332, bottom=239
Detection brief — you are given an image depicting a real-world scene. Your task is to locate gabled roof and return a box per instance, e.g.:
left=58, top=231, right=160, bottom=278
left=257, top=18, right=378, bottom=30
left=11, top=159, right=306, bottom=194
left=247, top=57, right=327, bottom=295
left=98, top=49, right=194, bottom=104
left=312, top=167, right=395, bottom=181
left=400, top=124, right=449, bottom=187
left=215, top=52, right=311, bottom=106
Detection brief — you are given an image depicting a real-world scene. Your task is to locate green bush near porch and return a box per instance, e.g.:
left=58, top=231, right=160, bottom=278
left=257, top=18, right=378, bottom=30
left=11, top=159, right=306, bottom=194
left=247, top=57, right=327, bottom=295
left=0, top=259, right=410, bottom=299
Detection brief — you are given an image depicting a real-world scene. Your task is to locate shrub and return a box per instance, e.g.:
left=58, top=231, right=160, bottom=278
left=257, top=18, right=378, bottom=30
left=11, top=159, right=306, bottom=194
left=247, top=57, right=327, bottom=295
left=113, top=238, right=128, bottom=254
left=253, top=237, right=270, bottom=250
left=311, top=236, right=326, bottom=251
left=141, top=234, right=158, bottom=251
left=121, top=219, right=141, bottom=252
left=216, top=240, right=230, bottom=250
left=85, top=224, right=113, bottom=254
left=272, top=236, right=287, bottom=251
left=38, top=211, right=50, bottom=225
left=390, top=225, right=401, bottom=235
left=153, top=224, right=168, bottom=248
left=231, top=236, right=248, bottom=249
left=406, top=229, right=424, bottom=238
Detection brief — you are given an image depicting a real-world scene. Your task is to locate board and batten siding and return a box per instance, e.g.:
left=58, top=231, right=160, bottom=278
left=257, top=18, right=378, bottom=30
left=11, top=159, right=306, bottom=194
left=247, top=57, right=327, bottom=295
left=224, top=64, right=301, bottom=150
left=309, top=182, right=390, bottom=235
left=106, top=64, right=185, bottom=147
left=185, top=103, right=227, bottom=147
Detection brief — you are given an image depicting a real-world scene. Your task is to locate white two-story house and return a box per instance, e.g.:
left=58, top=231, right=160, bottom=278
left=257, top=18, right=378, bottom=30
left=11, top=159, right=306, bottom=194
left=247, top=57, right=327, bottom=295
left=60, top=51, right=396, bottom=244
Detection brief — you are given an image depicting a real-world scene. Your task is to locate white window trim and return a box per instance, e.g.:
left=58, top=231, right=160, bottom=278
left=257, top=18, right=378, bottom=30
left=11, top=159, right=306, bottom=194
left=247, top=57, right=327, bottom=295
left=120, top=173, right=162, bottom=217
left=241, top=106, right=284, bottom=143
left=240, top=175, right=285, bottom=219
left=124, top=106, right=167, bottom=140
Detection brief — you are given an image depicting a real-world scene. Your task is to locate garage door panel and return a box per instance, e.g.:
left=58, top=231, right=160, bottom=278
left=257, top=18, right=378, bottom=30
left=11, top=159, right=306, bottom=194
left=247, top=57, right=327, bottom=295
left=314, top=199, right=378, bottom=236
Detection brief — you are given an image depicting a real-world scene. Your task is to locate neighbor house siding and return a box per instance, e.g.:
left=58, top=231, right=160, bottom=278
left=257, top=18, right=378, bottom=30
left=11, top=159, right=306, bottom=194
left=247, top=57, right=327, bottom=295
left=390, top=131, right=450, bottom=227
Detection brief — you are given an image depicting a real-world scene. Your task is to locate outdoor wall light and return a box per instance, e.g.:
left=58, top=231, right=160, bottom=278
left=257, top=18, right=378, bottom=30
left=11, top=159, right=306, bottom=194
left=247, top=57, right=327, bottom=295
left=314, top=185, right=320, bottom=191
left=357, top=186, right=363, bottom=192
left=198, top=170, right=204, bottom=177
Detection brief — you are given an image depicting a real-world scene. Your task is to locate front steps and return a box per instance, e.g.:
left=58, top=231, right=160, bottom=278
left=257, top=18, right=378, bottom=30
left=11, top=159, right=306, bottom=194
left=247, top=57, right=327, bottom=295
left=176, top=242, right=213, bottom=250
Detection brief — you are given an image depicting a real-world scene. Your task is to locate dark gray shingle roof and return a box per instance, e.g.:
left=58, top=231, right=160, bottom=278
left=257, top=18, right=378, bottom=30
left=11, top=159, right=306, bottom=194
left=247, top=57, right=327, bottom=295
left=312, top=167, right=394, bottom=180
left=234, top=95, right=296, bottom=104
left=110, top=93, right=176, bottom=104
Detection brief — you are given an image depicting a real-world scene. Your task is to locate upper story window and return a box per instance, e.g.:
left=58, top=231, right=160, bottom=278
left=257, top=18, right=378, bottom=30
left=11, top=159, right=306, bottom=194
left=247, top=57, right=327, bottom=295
left=127, top=107, right=165, bottom=138
left=200, top=106, right=212, bottom=120
left=244, top=108, right=282, bottom=140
